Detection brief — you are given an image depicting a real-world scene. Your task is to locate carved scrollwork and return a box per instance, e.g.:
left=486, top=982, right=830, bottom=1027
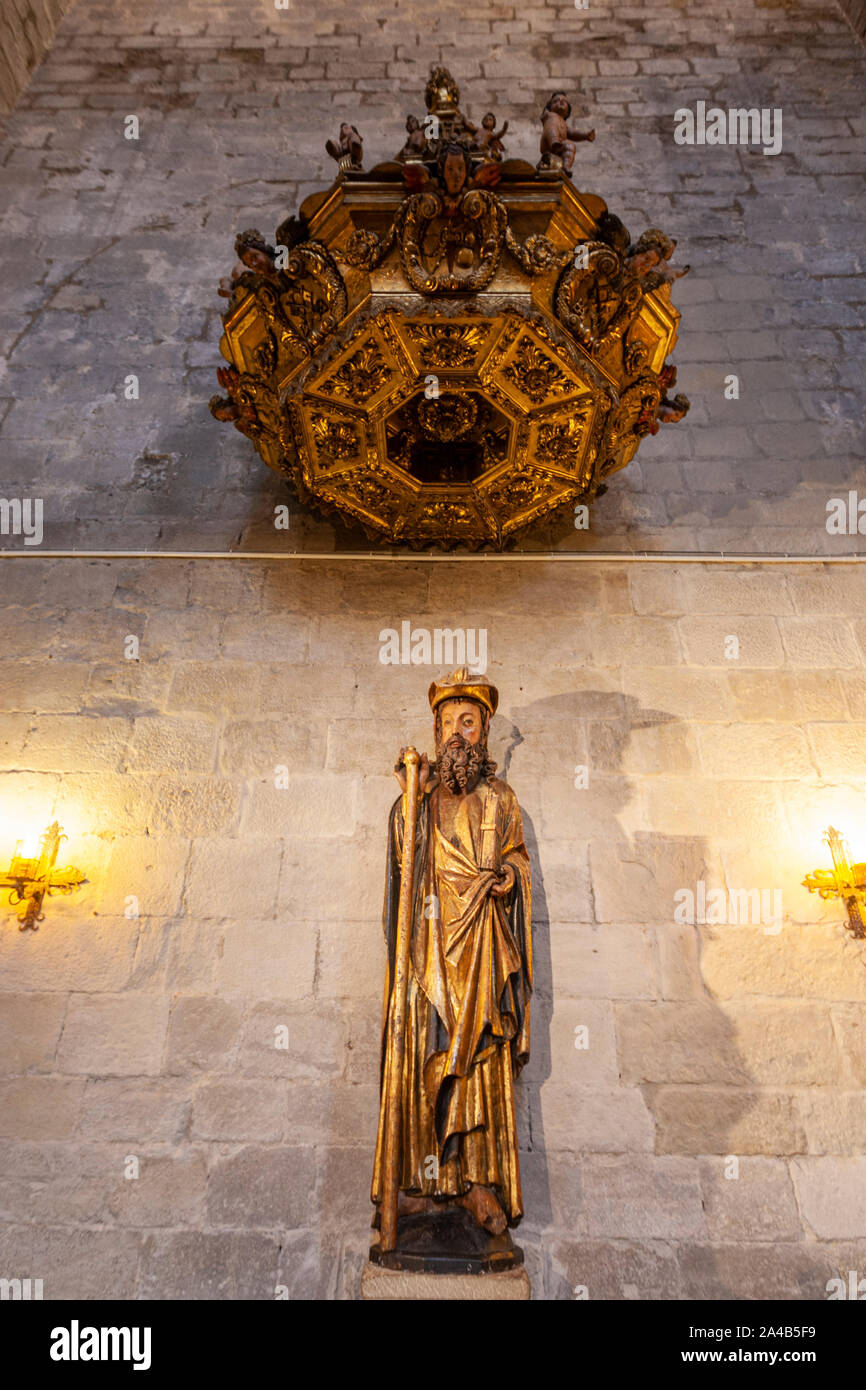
left=555, top=241, right=643, bottom=354
left=505, top=228, right=571, bottom=276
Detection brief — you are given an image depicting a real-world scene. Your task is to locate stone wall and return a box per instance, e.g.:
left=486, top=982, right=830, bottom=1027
left=1, top=556, right=866, bottom=1299
left=0, top=0, right=75, bottom=115
left=838, top=1, right=866, bottom=40
left=1, top=0, right=865, bottom=1304
left=0, top=0, right=863, bottom=554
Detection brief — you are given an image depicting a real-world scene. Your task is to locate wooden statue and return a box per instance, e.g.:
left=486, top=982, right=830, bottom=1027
left=538, top=91, right=595, bottom=176
left=471, top=112, right=509, bottom=160
left=326, top=122, right=363, bottom=171
left=370, top=668, right=532, bottom=1272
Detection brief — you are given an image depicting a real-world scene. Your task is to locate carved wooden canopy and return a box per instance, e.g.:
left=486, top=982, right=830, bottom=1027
left=211, top=68, right=687, bottom=549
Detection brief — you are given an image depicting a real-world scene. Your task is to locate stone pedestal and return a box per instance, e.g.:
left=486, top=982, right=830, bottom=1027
left=361, top=1262, right=531, bottom=1300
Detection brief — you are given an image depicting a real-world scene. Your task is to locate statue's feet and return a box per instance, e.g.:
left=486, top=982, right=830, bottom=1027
left=456, top=1183, right=507, bottom=1235
left=371, top=1192, right=436, bottom=1229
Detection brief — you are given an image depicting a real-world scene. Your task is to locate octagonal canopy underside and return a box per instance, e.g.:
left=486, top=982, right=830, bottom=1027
left=288, top=308, right=609, bottom=548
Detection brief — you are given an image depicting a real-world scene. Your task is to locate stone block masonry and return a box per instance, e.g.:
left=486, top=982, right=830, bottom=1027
left=0, top=2, right=75, bottom=114
left=0, top=0, right=863, bottom=555
left=1, top=556, right=866, bottom=1299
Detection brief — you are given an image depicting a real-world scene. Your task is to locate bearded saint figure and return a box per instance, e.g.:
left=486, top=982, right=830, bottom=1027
left=371, top=667, right=532, bottom=1254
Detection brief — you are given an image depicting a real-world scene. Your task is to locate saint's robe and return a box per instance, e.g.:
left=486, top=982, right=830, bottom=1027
left=371, top=776, right=532, bottom=1225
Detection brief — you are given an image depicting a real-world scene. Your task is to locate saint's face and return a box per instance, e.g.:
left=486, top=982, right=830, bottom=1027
left=438, top=700, right=484, bottom=747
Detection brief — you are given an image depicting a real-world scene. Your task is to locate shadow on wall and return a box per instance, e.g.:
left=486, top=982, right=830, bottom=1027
left=502, top=686, right=769, bottom=1301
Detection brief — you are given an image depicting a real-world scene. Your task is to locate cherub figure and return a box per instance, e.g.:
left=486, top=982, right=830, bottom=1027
left=210, top=366, right=261, bottom=438
left=398, top=114, right=428, bottom=161
left=626, top=229, right=690, bottom=290
left=471, top=111, right=509, bottom=160
left=326, top=122, right=363, bottom=171
left=657, top=392, right=690, bottom=425
left=538, top=92, right=595, bottom=176
left=218, top=229, right=279, bottom=302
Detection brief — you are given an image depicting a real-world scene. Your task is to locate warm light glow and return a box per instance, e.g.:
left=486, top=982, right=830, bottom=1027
left=786, top=785, right=866, bottom=877
left=0, top=796, right=87, bottom=867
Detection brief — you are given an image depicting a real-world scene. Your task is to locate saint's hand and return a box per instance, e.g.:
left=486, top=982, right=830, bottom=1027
left=394, top=748, right=432, bottom=793
left=489, top=862, right=516, bottom=899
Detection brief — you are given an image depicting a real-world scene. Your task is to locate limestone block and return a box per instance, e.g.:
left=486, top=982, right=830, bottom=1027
left=277, top=1229, right=341, bottom=1301
left=698, top=1156, right=801, bottom=1240
left=185, top=838, right=281, bottom=919
left=316, top=916, right=388, bottom=998
left=85, top=660, right=174, bottom=717
left=679, top=616, right=784, bottom=668
left=207, top=1145, right=317, bottom=1229
left=548, top=998, right=619, bottom=1086
left=22, top=713, right=132, bottom=771
left=150, top=777, right=241, bottom=835
left=0, top=992, right=66, bottom=1070
left=259, top=661, right=357, bottom=717
left=0, top=1077, right=84, bottom=1139
left=698, top=923, right=866, bottom=1002
left=791, top=1158, right=866, bottom=1238
left=192, top=1080, right=287, bottom=1141
left=168, top=661, right=263, bottom=715
left=588, top=617, right=682, bottom=668
left=807, top=722, right=866, bottom=780
left=618, top=1001, right=844, bottom=1086
left=591, top=835, right=722, bottom=925
left=778, top=617, right=860, bottom=667
left=188, top=563, right=263, bottom=613
left=582, top=1155, right=706, bottom=1239
left=52, top=609, right=144, bottom=662
left=531, top=840, right=594, bottom=926
left=651, top=1086, right=807, bottom=1155
left=144, top=609, right=221, bottom=660
left=548, top=923, right=658, bottom=1000
left=165, top=996, right=242, bottom=1074
left=729, top=670, right=848, bottom=721
left=830, top=1004, right=866, bottom=1083
left=285, top=1080, right=379, bottom=1148
left=112, top=1152, right=207, bottom=1228
left=57, top=993, right=170, bottom=1075
left=678, top=1242, right=838, bottom=1301
left=536, top=1084, right=655, bottom=1154
left=0, top=1226, right=141, bottom=1301
left=219, top=718, right=326, bottom=776
left=79, top=1078, right=190, bottom=1142
left=0, top=918, right=140, bottom=992
left=519, top=1149, right=583, bottom=1235
left=218, top=921, right=317, bottom=998
left=696, top=722, right=812, bottom=778
left=2, top=661, right=90, bottom=712
left=361, top=1263, right=531, bottom=1300
left=125, top=716, right=217, bottom=773
left=656, top=922, right=704, bottom=999
left=643, top=776, right=784, bottom=841
left=544, top=1237, right=681, bottom=1301
left=100, top=835, right=189, bottom=918
left=625, top=667, right=737, bottom=721
left=800, top=1092, right=866, bottom=1154
left=140, top=1231, right=279, bottom=1300
left=240, top=776, right=357, bottom=838
left=221, top=612, right=308, bottom=662
left=237, top=1000, right=347, bottom=1079
left=589, top=717, right=699, bottom=776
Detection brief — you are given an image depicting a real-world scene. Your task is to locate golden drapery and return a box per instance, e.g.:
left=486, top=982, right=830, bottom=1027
left=371, top=778, right=532, bottom=1224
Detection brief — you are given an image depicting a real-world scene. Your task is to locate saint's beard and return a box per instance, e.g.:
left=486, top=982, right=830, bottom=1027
left=434, top=732, right=497, bottom=794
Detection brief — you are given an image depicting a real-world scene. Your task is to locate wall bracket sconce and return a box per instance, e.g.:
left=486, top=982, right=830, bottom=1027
left=0, top=821, right=86, bottom=931
left=802, top=825, right=866, bottom=940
